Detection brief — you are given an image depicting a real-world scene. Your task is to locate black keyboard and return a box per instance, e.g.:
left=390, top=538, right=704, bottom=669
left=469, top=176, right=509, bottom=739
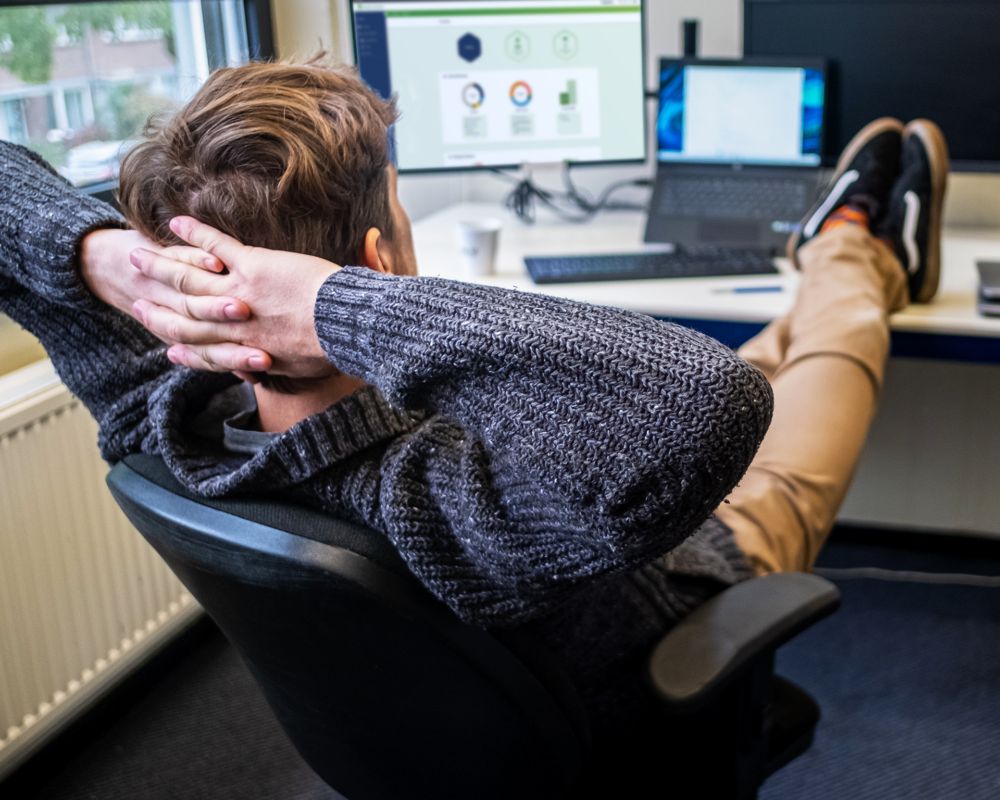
left=658, top=176, right=810, bottom=220
left=524, top=249, right=779, bottom=284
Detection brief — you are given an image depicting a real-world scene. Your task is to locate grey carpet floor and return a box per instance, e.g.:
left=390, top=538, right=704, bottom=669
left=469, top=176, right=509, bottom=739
left=28, top=631, right=340, bottom=800
left=13, top=532, right=1000, bottom=799
left=762, top=539, right=1000, bottom=799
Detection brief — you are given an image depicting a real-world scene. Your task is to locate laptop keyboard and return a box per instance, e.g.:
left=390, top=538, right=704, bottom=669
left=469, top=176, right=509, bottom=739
left=658, top=176, right=811, bottom=220
left=524, top=249, right=779, bottom=284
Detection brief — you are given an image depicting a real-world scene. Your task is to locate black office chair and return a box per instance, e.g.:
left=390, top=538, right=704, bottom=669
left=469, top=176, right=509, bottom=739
left=107, top=454, right=840, bottom=800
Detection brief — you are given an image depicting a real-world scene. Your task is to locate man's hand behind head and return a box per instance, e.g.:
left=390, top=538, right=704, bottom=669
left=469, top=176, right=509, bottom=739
left=79, top=227, right=250, bottom=325
left=130, top=217, right=339, bottom=381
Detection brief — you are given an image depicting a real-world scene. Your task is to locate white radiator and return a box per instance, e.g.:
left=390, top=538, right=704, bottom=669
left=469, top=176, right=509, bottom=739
left=0, top=360, right=202, bottom=780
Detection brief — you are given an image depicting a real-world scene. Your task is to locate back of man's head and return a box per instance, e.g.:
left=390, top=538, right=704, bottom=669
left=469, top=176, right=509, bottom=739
left=118, top=55, right=398, bottom=267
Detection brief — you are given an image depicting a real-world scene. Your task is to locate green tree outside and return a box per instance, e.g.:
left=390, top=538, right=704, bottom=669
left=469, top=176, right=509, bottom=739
left=0, top=7, right=55, bottom=85
left=0, top=2, right=174, bottom=86
left=100, top=82, right=174, bottom=139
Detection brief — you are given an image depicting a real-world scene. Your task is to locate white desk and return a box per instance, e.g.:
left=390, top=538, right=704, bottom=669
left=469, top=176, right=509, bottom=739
left=413, top=202, right=1000, bottom=355
left=412, top=202, right=1000, bottom=539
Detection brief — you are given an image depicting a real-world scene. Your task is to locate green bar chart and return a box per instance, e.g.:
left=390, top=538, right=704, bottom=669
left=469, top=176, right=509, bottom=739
left=559, top=79, right=577, bottom=106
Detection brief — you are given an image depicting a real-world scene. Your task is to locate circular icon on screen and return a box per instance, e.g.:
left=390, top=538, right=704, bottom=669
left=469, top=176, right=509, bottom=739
left=462, top=82, right=485, bottom=109
left=553, top=30, right=578, bottom=60
left=509, top=81, right=533, bottom=107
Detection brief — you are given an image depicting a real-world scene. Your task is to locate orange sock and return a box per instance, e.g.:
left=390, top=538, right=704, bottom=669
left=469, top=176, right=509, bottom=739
left=820, top=204, right=870, bottom=233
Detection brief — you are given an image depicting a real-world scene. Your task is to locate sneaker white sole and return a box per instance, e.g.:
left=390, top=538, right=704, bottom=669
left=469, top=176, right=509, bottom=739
left=786, top=117, right=904, bottom=267
left=904, top=119, right=949, bottom=303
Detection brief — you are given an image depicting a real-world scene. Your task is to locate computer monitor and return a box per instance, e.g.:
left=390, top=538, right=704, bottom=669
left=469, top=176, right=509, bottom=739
left=0, top=0, right=274, bottom=194
left=350, top=0, right=647, bottom=173
left=656, top=58, right=826, bottom=168
left=744, top=0, right=1000, bottom=171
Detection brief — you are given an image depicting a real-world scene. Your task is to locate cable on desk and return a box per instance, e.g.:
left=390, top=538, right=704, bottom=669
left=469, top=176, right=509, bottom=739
left=493, top=163, right=652, bottom=224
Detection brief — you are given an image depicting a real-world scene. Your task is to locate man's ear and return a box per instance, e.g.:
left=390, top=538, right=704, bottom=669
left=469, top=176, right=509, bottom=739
left=360, top=228, right=391, bottom=274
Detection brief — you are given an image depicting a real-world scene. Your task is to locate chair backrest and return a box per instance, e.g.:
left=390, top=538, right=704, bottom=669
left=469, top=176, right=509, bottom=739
left=107, top=455, right=589, bottom=800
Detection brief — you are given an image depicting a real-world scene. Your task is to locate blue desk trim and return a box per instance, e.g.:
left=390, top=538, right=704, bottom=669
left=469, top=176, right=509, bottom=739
left=660, top=317, right=1000, bottom=366
left=659, top=318, right=766, bottom=352
left=888, top=331, right=1000, bottom=364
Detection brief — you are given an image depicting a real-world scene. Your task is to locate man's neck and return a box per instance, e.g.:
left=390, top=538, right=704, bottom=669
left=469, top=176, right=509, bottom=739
left=253, top=374, right=367, bottom=433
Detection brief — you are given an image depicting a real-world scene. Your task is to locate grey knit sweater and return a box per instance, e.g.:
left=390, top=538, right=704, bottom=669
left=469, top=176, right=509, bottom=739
left=0, top=141, right=772, bottom=729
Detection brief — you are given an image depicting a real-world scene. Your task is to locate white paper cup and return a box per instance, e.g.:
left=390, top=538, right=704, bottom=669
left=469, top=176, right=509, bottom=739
left=455, top=218, right=502, bottom=276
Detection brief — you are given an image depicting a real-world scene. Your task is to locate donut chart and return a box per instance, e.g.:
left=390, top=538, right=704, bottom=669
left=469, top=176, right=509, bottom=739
left=462, top=82, right=485, bottom=109
left=509, top=80, right=533, bottom=107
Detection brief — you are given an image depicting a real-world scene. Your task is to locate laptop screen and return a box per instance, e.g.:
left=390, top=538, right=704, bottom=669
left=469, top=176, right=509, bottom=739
left=657, top=59, right=825, bottom=167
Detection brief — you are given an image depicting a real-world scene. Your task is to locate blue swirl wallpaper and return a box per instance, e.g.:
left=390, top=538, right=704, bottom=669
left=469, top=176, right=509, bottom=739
left=657, top=64, right=685, bottom=153
left=801, top=68, right=825, bottom=156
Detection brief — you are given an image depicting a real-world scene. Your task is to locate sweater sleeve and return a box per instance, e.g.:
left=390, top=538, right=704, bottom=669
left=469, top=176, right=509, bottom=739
left=0, top=140, right=173, bottom=460
left=313, top=267, right=773, bottom=623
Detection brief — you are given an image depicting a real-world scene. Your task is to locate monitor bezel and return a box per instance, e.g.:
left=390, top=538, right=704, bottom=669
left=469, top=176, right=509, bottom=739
left=655, top=56, right=828, bottom=171
left=348, top=0, right=648, bottom=175
left=742, top=0, right=997, bottom=173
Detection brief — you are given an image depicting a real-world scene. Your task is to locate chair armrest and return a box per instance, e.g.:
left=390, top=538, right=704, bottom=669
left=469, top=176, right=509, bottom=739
left=646, top=572, right=840, bottom=714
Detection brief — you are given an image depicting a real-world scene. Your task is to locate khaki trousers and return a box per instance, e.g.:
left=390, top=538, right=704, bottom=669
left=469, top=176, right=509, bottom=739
left=713, top=225, right=909, bottom=575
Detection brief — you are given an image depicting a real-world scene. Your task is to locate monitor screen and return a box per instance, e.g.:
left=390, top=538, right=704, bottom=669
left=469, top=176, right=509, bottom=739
left=351, top=0, right=646, bottom=172
left=0, top=0, right=261, bottom=190
left=657, top=59, right=825, bottom=167
left=744, top=0, right=1000, bottom=171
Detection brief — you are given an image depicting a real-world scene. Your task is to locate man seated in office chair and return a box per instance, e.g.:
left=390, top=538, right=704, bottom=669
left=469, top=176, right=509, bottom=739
left=0, top=58, right=947, bottom=732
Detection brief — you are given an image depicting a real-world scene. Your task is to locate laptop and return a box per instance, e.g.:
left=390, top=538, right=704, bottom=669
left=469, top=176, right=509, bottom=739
left=645, top=57, right=828, bottom=252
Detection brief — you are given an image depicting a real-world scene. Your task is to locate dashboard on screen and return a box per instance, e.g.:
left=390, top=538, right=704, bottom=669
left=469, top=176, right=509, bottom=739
left=351, top=0, right=647, bottom=172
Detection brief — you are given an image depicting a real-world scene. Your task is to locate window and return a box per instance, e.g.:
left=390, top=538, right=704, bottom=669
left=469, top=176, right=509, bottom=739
left=0, top=0, right=251, bottom=187
left=2, top=98, right=28, bottom=143
left=64, top=89, right=84, bottom=130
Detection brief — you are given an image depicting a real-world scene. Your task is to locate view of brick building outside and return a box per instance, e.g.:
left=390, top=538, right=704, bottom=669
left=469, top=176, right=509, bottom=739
left=0, top=1, right=247, bottom=186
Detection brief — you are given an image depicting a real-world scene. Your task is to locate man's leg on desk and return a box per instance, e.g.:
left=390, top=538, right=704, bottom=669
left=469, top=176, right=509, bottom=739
left=714, top=118, right=949, bottom=575
left=715, top=224, right=905, bottom=574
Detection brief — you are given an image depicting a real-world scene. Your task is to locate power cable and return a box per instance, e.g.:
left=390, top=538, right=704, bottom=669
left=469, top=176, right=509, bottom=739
left=493, top=164, right=652, bottom=224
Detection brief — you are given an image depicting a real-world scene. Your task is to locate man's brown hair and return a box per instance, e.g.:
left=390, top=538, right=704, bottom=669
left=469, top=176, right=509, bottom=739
left=118, top=55, right=398, bottom=268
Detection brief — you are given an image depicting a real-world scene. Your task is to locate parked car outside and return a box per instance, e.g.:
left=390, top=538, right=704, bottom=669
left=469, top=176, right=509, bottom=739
left=57, top=140, right=135, bottom=186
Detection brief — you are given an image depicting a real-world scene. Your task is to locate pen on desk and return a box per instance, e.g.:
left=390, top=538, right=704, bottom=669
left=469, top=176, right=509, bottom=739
left=711, top=286, right=786, bottom=295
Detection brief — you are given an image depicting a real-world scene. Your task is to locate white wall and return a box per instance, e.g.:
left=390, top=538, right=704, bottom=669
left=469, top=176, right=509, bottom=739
left=0, top=316, right=46, bottom=377
left=840, top=357, right=1000, bottom=538
left=269, top=0, right=347, bottom=60
left=644, top=0, right=742, bottom=64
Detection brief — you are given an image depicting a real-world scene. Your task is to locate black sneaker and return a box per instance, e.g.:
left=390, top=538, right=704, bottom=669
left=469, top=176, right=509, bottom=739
left=874, top=119, right=949, bottom=303
left=787, top=117, right=904, bottom=267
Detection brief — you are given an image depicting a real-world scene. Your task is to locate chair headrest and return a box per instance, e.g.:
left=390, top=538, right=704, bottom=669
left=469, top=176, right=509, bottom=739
left=121, top=453, right=411, bottom=576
